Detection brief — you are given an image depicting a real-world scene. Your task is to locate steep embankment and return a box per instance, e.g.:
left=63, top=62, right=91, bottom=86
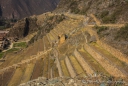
left=56, top=0, right=128, bottom=23
left=8, top=17, right=38, bottom=39
left=0, top=0, right=60, bottom=19
left=8, top=13, right=65, bottom=40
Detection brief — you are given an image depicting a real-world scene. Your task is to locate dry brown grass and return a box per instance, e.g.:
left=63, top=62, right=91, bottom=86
left=50, top=30, right=58, bottom=40
left=58, top=43, right=69, bottom=54
left=20, top=63, right=35, bottom=84
left=0, top=68, right=15, bottom=86
left=43, top=36, right=51, bottom=50
left=8, top=67, right=25, bottom=86
left=78, top=45, right=109, bottom=76
left=31, top=58, right=44, bottom=80
left=90, top=42, right=128, bottom=73
left=69, top=55, right=86, bottom=77
left=37, top=39, right=44, bottom=52
left=48, top=33, right=55, bottom=41
left=48, top=58, right=55, bottom=78
left=43, top=55, right=49, bottom=78
left=52, top=65, right=59, bottom=78
left=60, top=60, right=70, bottom=77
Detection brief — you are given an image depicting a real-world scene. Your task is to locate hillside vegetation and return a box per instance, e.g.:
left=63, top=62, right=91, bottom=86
left=56, top=0, right=128, bottom=23
left=116, top=24, right=128, bottom=41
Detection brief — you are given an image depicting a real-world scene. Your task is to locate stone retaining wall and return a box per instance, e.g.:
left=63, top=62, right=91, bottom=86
left=84, top=43, right=127, bottom=77
left=85, top=27, right=128, bottom=64
left=19, top=76, right=128, bottom=86
left=97, top=40, right=128, bottom=64
left=65, top=56, right=76, bottom=78
left=84, top=26, right=99, bottom=41
left=74, top=49, right=94, bottom=75
left=0, top=48, right=52, bottom=74
left=53, top=49, right=63, bottom=77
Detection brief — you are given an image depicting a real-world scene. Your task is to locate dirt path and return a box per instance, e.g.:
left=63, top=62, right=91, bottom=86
left=89, top=14, right=125, bottom=27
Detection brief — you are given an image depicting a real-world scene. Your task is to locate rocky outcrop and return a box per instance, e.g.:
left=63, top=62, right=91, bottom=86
left=8, top=17, right=38, bottom=39
left=28, top=14, right=65, bottom=44
left=0, top=0, right=60, bottom=19
left=19, top=76, right=128, bottom=86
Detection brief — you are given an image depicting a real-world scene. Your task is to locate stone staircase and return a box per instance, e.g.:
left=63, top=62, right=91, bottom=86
left=0, top=13, right=128, bottom=86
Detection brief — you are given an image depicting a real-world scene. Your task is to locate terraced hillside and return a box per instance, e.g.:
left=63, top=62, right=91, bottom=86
left=0, top=13, right=128, bottom=86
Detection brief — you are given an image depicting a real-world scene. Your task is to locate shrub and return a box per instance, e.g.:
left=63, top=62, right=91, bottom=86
left=102, top=14, right=116, bottom=24
left=94, top=26, right=108, bottom=34
left=13, top=42, right=27, bottom=48
left=102, top=9, right=121, bottom=24
left=100, top=10, right=109, bottom=18
left=28, top=35, right=36, bottom=44
left=115, top=24, right=128, bottom=41
left=71, top=8, right=80, bottom=14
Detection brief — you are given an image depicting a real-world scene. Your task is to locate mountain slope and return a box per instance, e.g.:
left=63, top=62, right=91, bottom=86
left=55, top=0, right=128, bottom=23
left=0, top=0, right=60, bottom=19
left=0, top=0, right=128, bottom=85
left=0, top=13, right=128, bottom=85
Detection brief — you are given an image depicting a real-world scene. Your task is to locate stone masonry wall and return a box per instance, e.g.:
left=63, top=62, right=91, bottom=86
left=74, top=49, right=94, bottom=75
left=85, top=27, right=128, bottom=64
left=97, top=40, right=128, bottom=64
left=84, top=43, right=127, bottom=77
left=0, top=48, right=52, bottom=74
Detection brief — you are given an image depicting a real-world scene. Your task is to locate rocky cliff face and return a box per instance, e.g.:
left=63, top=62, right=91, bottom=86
left=8, top=14, right=65, bottom=41
left=56, top=0, right=128, bottom=23
left=8, top=16, right=38, bottom=38
left=0, top=0, right=60, bottom=19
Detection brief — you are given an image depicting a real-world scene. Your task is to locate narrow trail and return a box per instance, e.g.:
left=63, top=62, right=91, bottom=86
left=90, top=14, right=101, bottom=25
left=0, top=48, right=52, bottom=73
left=89, top=14, right=125, bottom=27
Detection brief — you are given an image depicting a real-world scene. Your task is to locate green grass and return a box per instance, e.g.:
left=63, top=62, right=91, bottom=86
left=6, top=48, right=20, bottom=53
left=0, top=48, right=20, bottom=58
left=0, top=52, right=5, bottom=58
left=13, top=42, right=27, bottom=48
